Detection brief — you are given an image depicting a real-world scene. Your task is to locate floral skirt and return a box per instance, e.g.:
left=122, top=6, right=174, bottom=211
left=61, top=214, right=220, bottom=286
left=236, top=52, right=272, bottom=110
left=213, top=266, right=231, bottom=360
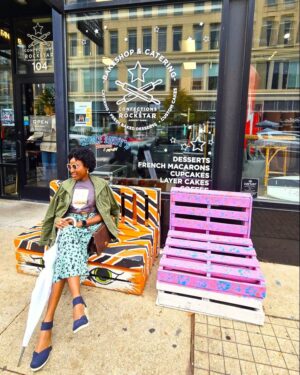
left=53, top=213, right=100, bottom=283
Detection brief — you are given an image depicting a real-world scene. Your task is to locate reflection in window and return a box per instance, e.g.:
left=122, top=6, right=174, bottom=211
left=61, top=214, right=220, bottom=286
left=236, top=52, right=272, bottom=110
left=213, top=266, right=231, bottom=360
left=110, top=9, right=118, bottom=20
left=194, top=24, right=203, bottom=50
left=266, top=0, right=277, bottom=5
left=171, top=65, right=181, bottom=89
left=210, top=23, right=220, bottom=50
left=108, top=68, right=118, bottom=91
left=144, top=66, right=165, bottom=91
left=158, top=27, right=167, bottom=52
left=110, top=30, right=118, bottom=54
left=256, top=62, right=270, bottom=89
left=208, top=63, right=218, bottom=90
left=158, top=5, right=168, bottom=16
left=95, top=68, right=104, bottom=92
left=143, top=28, right=152, bottom=51
left=287, top=62, right=300, bottom=89
left=278, top=18, right=293, bottom=45
left=192, top=64, right=204, bottom=90
left=68, top=69, right=78, bottom=92
left=211, top=0, right=222, bottom=12
left=174, top=4, right=183, bottom=16
left=69, top=33, right=77, bottom=56
left=83, top=69, right=94, bottom=92
left=128, top=29, right=137, bottom=51
left=173, top=26, right=182, bottom=51
left=129, top=8, right=137, bottom=19
left=143, top=7, right=152, bottom=18
left=195, top=2, right=205, bottom=13
left=83, top=39, right=91, bottom=56
left=260, top=19, right=275, bottom=46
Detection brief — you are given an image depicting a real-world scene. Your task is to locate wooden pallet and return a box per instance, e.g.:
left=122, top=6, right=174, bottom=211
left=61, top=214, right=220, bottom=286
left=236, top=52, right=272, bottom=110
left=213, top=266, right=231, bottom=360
left=157, top=188, right=266, bottom=324
left=156, top=281, right=265, bottom=325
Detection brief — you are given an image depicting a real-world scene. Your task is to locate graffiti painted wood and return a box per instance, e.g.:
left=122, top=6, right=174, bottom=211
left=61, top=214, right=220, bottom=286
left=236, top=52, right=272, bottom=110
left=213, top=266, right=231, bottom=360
left=157, top=187, right=266, bottom=325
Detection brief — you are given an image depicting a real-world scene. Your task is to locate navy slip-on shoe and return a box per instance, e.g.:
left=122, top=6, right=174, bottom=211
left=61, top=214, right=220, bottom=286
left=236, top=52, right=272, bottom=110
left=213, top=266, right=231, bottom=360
left=72, top=296, right=89, bottom=333
left=30, top=346, right=52, bottom=372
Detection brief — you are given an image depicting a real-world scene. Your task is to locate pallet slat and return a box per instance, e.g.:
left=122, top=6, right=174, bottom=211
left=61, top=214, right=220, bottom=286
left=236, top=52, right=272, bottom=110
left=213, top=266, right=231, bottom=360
left=158, top=267, right=266, bottom=299
left=167, top=230, right=253, bottom=247
left=160, top=255, right=264, bottom=282
left=166, top=237, right=256, bottom=256
left=164, top=246, right=259, bottom=268
left=171, top=205, right=250, bottom=221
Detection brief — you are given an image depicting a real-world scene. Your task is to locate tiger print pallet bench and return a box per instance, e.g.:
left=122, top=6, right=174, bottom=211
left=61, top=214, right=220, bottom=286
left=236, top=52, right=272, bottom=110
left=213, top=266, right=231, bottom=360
left=156, top=187, right=266, bottom=325
left=15, top=180, right=161, bottom=295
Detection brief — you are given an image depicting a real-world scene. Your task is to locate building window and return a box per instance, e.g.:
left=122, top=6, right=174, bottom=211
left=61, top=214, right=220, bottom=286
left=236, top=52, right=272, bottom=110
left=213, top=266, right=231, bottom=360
left=260, top=19, right=275, bottom=47
left=68, top=69, right=78, bottom=92
left=158, top=5, right=168, bottom=16
left=110, top=9, right=118, bottom=20
left=82, top=39, right=91, bottom=56
left=143, top=28, right=152, bottom=51
left=69, top=33, right=77, bottom=56
left=192, top=64, right=204, bottom=90
left=128, top=29, right=137, bottom=51
left=256, top=62, right=270, bottom=89
left=157, top=27, right=167, bottom=52
left=170, top=64, right=181, bottom=89
left=210, top=23, right=220, bottom=50
left=174, top=4, right=183, bottom=16
left=211, top=0, right=222, bottom=12
left=108, top=68, right=118, bottom=91
left=173, top=26, right=182, bottom=51
left=129, top=8, right=137, bottom=19
left=110, top=30, right=118, bottom=54
left=287, top=61, right=300, bottom=89
left=208, top=63, right=219, bottom=90
left=83, top=69, right=94, bottom=92
left=144, top=65, right=165, bottom=91
left=95, top=68, right=104, bottom=92
left=143, top=7, right=152, bottom=18
left=266, top=0, right=277, bottom=5
left=194, top=24, right=203, bottom=50
left=195, top=2, right=205, bottom=13
left=278, top=18, right=293, bottom=45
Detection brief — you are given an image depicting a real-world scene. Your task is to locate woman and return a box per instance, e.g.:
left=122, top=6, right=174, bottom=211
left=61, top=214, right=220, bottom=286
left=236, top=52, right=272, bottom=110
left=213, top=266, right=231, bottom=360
left=30, top=147, right=119, bottom=372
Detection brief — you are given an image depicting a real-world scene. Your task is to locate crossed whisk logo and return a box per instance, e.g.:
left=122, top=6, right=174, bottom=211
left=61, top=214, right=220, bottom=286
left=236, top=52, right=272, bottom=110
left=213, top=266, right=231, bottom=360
left=101, top=49, right=178, bottom=131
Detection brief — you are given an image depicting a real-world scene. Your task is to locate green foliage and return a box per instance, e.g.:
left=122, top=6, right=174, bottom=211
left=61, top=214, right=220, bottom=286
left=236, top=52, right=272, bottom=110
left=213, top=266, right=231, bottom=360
left=163, top=89, right=196, bottom=125
left=35, top=88, right=55, bottom=115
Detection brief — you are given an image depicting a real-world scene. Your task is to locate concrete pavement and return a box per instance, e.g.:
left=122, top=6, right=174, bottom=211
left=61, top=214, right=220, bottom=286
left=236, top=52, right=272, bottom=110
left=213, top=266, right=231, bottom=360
left=0, top=199, right=298, bottom=375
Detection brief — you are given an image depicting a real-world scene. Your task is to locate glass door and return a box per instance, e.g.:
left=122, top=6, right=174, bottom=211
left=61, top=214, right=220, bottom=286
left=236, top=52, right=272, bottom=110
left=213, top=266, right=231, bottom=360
left=17, top=79, right=56, bottom=200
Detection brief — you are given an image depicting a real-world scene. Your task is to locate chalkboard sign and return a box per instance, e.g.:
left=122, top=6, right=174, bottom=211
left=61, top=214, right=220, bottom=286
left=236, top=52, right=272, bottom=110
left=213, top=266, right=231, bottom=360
left=241, top=178, right=259, bottom=198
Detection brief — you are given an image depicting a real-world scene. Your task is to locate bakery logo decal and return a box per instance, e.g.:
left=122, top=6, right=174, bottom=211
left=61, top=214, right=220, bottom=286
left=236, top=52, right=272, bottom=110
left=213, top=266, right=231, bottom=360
left=24, top=23, right=53, bottom=71
left=102, top=49, right=177, bottom=131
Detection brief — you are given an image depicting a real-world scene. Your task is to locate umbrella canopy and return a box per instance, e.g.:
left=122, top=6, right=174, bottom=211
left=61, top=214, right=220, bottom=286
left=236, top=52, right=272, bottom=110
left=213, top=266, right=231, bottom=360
left=17, top=230, right=61, bottom=366
left=255, top=120, right=279, bottom=129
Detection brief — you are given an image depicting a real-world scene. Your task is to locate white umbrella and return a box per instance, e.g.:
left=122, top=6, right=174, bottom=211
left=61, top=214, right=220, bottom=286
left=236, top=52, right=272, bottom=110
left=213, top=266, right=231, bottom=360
left=17, top=233, right=59, bottom=366
left=17, top=218, right=76, bottom=366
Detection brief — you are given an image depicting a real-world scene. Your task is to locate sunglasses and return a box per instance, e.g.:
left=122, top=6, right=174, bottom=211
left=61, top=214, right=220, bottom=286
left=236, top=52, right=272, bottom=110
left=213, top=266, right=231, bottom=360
left=66, top=163, right=81, bottom=170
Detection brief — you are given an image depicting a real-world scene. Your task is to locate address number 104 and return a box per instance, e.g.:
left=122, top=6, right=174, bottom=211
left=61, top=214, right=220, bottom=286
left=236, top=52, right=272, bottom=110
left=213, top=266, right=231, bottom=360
left=32, top=62, right=48, bottom=71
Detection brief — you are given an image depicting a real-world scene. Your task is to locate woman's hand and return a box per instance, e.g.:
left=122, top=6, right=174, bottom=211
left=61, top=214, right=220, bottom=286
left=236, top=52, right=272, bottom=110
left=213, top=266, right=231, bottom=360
left=55, top=218, right=74, bottom=229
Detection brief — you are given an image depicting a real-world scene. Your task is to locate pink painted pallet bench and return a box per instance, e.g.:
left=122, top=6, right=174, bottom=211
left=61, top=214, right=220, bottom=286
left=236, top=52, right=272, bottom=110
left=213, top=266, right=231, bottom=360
left=156, top=188, right=266, bottom=325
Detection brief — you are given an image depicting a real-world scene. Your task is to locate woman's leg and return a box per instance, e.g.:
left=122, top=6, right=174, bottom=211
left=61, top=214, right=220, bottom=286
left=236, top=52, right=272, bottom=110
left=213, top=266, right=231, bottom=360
left=34, top=279, right=66, bottom=352
left=67, top=276, right=85, bottom=320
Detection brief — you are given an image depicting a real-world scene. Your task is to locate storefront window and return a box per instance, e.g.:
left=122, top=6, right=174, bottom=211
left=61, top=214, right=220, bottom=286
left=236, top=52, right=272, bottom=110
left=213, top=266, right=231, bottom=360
left=242, top=1, right=300, bottom=204
left=0, top=20, right=17, bottom=196
left=66, top=1, right=222, bottom=191
left=15, top=17, right=53, bottom=74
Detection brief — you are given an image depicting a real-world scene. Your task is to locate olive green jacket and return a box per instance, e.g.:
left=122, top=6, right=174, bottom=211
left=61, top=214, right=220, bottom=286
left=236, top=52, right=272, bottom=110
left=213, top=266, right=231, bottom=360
left=39, top=175, right=120, bottom=247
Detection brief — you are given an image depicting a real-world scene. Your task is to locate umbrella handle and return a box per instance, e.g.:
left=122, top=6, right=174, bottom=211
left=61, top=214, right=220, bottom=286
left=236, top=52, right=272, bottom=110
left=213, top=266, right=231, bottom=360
left=17, top=347, right=26, bottom=367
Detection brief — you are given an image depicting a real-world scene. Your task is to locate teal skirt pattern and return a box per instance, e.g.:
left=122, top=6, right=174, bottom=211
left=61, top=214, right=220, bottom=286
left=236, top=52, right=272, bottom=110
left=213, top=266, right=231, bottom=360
left=53, top=213, right=100, bottom=283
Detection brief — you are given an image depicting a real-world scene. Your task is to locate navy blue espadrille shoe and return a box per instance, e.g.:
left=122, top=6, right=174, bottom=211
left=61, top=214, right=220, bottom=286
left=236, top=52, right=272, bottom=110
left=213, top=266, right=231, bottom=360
left=72, top=296, right=89, bottom=333
left=30, top=321, right=53, bottom=372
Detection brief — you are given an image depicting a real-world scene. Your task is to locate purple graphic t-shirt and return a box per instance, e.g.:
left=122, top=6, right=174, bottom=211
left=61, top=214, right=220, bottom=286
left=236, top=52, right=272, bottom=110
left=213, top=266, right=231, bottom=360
left=70, top=178, right=96, bottom=213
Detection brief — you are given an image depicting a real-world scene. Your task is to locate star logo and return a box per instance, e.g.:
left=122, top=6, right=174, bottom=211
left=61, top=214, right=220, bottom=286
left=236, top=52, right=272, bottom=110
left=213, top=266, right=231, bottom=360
left=170, top=137, right=177, bottom=144
left=191, top=137, right=206, bottom=152
left=154, top=26, right=160, bottom=33
left=33, top=23, right=43, bottom=36
left=208, top=139, right=214, bottom=146
left=128, top=61, right=149, bottom=83
left=180, top=143, right=189, bottom=151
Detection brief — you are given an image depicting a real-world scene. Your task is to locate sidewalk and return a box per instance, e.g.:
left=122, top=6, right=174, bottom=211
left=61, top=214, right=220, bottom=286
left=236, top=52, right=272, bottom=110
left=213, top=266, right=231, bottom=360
left=0, top=200, right=299, bottom=375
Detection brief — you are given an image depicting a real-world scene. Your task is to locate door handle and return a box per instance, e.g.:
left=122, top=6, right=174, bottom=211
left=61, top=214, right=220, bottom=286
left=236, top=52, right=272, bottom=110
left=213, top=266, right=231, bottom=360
left=16, top=139, right=22, bottom=161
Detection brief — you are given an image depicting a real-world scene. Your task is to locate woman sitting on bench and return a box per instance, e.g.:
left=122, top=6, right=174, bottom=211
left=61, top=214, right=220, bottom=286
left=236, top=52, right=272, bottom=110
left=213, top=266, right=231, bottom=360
left=30, top=146, right=119, bottom=372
